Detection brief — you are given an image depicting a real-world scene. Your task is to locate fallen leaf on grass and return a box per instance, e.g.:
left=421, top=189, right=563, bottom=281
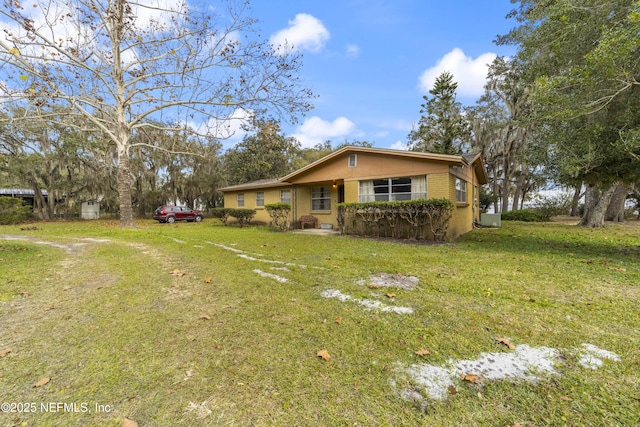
left=608, top=267, right=626, bottom=272
left=461, top=374, right=480, bottom=384
left=204, top=277, right=212, bottom=283
left=19, top=291, right=30, bottom=297
left=169, top=269, right=186, bottom=277
left=122, top=418, right=139, bottom=427
left=368, top=283, right=380, bottom=289
left=0, top=348, right=12, bottom=357
left=415, top=349, right=431, bottom=356
left=43, top=306, right=57, bottom=311
left=447, top=385, right=457, bottom=395
left=386, top=293, right=396, bottom=298
left=560, top=395, right=574, bottom=401
left=496, top=337, right=516, bottom=350
left=33, top=377, right=50, bottom=387
left=199, top=314, right=211, bottom=320
left=335, top=317, right=342, bottom=324
left=317, top=349, right=331, bottom=361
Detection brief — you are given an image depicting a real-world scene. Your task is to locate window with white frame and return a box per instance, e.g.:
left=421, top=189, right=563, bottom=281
left=455, top=178, right=467, bottom=203
left=358, top=176, right=427, bottom=202
left=280, top=189, right=291, bottom=204
left=348, top=154, right=357, bottom=167
left=311, top=186, right=331, bottom=211
left=256, top=192, right=264, bottom=207
left=237, top=193, right=244, bottom=207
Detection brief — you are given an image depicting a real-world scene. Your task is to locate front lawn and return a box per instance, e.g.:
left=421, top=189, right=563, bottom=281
left=0, top=219, right=638, bottom=426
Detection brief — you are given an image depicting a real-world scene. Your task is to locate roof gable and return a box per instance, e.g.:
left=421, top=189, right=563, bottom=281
left=217, top=146, right=488, bottom=191
left=281, top=146, right=465, bottom=183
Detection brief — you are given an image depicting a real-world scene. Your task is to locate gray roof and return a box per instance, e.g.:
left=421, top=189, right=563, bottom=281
left=0, top=188, right=48, bottom=196
left=217, top=178, right=289, bottom=192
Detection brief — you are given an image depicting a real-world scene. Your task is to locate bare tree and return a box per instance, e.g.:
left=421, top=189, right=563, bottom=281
left=0, top=0, right=313, bottom=226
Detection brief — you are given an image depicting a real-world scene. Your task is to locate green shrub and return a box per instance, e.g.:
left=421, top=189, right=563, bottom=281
left=0, top=197, right=31, bottom=225
left=337, top=198, right=454, bottom=241
left=210, top=207, right=256, bottom=227
left=532, top=193, right=571, bottom=220
left=210, top=208, right=232, bottom=225
left=501, top=209, right=546, bottom=222
left=230, top=208, right=256, bottom=227
left=265, top=203, right=291, bottom=231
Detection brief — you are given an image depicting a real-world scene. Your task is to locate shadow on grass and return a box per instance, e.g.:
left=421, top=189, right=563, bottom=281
left=460, top=221, right=640, bottom=263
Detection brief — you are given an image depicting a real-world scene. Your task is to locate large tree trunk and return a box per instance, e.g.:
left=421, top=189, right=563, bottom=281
left=500, top=172, right=510, bottom=213
left=117, top=146, right=135, bottom=227
left=31, top=180, right=50, bottom=220
left=135, top=177, right=146, bottom=217
left=604, top=183, right=628, bottom=222
left=579, top=182, right=617, bottom=227
left=569, top=183, right=583, bottom=217
left=46, top=172, right=56, bottom=220
left=490, top=166, right=500, bottom=213
left=511, top=172, right=526, bottom=211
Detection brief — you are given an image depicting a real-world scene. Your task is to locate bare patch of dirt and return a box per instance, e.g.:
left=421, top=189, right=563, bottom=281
left=0, top=235, right=116, bottom=351
left=358, top=273, right=420, bottom=290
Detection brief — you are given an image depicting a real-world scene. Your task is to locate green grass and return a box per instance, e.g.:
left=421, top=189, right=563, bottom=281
left=0, top=219, right=639, bottom=426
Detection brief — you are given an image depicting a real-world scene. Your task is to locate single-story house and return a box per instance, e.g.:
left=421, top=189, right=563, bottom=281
left=218, top=146, right=488, bottom=238
left=0, top=188, right=48, bottom=211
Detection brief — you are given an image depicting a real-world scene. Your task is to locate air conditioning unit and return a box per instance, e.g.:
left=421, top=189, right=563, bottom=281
left=480, top=213, right=501, bottom=227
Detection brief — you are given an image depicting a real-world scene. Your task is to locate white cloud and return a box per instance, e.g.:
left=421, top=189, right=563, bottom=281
left=346, top=44, right=361, bottom=58
left=269, top=13, right=330, bottom=53
left=418, top=48, right=497, bottom=99
left=292, top=116, right=356, bottom=148
left=389, top=141, right=408, bottom=150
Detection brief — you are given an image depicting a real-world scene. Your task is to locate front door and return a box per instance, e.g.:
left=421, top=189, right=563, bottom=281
left=337, top=184, right=345, bottom=204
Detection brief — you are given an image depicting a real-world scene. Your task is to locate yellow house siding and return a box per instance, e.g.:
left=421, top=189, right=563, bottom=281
left=427, top=173, right=450, bottom=199
left=290, top=184, right=339, bottom=228
left=295, top=186, right=311, bottom=217
left=344, top=180, right=358, bottom=203
left=448, top=174, right=474, bottom=239
left=222, top=189, right=281, bottom=224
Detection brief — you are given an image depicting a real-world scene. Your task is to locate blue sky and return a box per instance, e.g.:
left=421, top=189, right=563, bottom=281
left=246, top=0, right=517, bottom=150
left=0, top=0, right=517, bottom=151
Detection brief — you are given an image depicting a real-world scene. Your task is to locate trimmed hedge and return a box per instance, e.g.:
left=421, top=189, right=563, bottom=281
left=0, top=197, right=31, bottom=225
left=500, top=209, right=546, bottom=222
left=337, top=198, right=454, bottom=241
left=210, top=208, right=256, bottom=227
left=209, top=208, right=232, bottom=225
left=265, top=203, right=291, bottom=231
